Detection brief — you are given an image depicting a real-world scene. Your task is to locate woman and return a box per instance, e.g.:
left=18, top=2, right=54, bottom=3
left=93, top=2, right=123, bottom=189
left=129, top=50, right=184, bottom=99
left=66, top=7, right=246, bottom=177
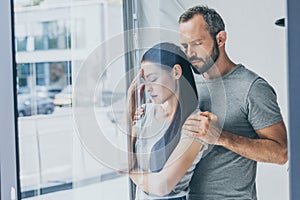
left=127, top=42, right=206, bottom=200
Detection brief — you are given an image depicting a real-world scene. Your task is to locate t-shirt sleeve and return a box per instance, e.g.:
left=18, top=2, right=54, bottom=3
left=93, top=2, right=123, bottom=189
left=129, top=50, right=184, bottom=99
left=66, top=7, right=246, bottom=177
left=246, top=78, right=283, bottom=130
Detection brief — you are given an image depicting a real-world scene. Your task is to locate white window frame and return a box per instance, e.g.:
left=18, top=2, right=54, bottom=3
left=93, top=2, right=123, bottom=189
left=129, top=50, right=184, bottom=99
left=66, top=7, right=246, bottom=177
left=0, top=0, right=20, bottom=199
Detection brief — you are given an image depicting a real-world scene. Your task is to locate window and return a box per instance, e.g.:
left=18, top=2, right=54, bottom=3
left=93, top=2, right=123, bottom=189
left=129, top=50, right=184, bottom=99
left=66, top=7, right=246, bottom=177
left=14, top=0, right=130, bottom=199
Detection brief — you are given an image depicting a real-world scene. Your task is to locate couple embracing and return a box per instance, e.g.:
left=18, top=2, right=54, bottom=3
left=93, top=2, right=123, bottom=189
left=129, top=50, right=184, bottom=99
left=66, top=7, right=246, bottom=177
left=127, top=5, right=287, bottom=200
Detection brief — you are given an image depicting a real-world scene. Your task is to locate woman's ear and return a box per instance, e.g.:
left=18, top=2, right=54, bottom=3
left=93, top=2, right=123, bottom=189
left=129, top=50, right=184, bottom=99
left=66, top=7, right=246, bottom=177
left=216, top=30, right=226, bottom=48
left=173, top=64, right=182, bottom=80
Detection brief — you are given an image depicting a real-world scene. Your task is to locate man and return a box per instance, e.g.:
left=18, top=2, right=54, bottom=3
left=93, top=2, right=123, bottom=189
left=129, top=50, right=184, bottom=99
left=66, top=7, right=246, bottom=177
left=179, top=5, right=288, bottom=200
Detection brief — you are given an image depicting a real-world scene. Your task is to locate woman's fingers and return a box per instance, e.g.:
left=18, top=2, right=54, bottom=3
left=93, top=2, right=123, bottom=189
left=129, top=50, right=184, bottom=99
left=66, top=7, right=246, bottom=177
left=129, top=70, right=144, bottom=92
left=200, top=111, right=216, bottom=121
left=139, top=83, right=145, bottom=101
left=128, top=69, right=146, bottom=121
left=133, top=106, right=145, bottom=121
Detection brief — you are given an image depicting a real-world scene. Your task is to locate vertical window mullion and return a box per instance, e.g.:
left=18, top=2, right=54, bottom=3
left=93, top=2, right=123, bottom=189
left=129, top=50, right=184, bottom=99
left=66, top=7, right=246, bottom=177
left=123, top=0, right=138, bottom=200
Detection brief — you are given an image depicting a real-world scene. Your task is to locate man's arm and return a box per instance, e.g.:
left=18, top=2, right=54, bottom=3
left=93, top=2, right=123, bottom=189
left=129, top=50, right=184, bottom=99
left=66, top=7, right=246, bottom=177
left=219, top=120, right=287, bottom=164
left=183, top=112, right=288, bottom=165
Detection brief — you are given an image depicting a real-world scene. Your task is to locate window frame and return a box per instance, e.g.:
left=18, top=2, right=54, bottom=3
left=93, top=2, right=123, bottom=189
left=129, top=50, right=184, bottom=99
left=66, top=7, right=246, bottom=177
left=287, top=0, right=300, bottom=199
left=0, top=0, right=20, bottom=199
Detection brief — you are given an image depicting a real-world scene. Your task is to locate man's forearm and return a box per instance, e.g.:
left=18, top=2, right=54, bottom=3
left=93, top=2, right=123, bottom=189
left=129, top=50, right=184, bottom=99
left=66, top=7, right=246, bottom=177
left=183, top=113, right=288, bottom=164
left=217, top=130, right=288, bottom=164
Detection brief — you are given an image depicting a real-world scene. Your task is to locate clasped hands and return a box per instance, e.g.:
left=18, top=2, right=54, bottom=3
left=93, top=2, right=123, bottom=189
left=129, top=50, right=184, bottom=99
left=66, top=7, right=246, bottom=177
left=183, top=111, right=222, bottom=145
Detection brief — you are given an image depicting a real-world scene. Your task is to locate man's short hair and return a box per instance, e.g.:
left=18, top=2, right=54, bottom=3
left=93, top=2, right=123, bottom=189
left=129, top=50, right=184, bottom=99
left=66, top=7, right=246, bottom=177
left=178, top=5, right=225, bottom=38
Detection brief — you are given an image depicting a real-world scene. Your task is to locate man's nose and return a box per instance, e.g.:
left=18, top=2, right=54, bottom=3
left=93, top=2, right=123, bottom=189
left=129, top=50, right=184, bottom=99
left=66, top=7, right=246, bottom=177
left=186, top=46, right=196, bottom=58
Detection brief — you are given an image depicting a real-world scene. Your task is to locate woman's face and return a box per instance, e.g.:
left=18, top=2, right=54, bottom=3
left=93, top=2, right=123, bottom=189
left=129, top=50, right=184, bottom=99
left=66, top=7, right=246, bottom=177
left=141, top=61, right=178, bottom=104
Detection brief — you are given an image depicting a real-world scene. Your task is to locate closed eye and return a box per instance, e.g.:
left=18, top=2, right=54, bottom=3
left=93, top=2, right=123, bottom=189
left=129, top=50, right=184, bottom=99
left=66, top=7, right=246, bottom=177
left=181, top=44, right=188, bottom=49
left=147, top=77, right=158, bottom=82
left=191, top=41, right=202, bottom=46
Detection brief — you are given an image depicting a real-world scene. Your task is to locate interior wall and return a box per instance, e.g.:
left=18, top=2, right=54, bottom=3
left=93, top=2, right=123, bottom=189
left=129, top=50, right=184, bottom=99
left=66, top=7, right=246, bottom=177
left=136, top=0, right=289, bottom=199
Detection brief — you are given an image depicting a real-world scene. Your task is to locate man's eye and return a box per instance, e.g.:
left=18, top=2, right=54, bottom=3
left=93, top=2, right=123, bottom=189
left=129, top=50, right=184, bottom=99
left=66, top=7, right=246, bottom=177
left=192, top=41, right=202, bottom=46
left=182, top=45, right=188, bottom=49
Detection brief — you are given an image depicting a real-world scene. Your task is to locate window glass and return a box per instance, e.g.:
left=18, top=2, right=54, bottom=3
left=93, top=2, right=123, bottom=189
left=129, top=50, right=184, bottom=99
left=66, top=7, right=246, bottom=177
left=14, top=0, right=129, bottom=199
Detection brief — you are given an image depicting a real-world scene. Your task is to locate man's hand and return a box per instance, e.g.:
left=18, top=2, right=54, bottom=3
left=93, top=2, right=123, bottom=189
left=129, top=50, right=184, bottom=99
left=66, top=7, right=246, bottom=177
left=183, top=111, right=222, bottom=145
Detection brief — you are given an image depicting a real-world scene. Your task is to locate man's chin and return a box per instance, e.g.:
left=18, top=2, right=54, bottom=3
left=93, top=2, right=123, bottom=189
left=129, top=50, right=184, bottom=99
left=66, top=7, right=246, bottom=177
left=192, top=63, right=214, bottom=74
left=191, top=65, right=204, bottom=74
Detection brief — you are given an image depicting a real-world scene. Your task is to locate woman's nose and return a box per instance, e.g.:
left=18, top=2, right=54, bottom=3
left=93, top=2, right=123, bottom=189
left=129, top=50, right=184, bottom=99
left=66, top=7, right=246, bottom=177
left=146, top=83, right=153, bottom=92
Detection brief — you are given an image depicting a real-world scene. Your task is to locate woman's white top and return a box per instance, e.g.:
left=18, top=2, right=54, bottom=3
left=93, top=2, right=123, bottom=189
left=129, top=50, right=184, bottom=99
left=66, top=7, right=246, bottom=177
left=134, top=103, right=207, bottom=200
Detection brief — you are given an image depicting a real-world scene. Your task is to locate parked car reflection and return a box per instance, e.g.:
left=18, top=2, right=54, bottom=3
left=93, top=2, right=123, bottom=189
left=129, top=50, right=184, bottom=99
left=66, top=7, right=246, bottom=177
left=54, top=85, right=72, bottom=107
left=35, top=86, right=62, bottom=99
left=17, top=94, right=55, bottom=117
left=17, top=86, right=62, bottom=99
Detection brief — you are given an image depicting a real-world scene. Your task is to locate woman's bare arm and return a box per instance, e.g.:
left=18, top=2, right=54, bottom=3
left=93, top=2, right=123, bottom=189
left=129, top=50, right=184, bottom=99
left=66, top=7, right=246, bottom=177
left=129, top=139, right=203, bottom=197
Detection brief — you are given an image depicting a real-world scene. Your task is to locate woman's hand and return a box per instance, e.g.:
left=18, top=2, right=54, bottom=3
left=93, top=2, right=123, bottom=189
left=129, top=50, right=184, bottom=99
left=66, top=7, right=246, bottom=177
left=127, top=69, right=145, bottom=121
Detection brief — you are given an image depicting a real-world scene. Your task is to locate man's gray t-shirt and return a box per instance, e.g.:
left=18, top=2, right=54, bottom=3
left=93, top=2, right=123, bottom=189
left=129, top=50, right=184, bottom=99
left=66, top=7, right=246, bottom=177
left=189, top=64, right=283, bottom=200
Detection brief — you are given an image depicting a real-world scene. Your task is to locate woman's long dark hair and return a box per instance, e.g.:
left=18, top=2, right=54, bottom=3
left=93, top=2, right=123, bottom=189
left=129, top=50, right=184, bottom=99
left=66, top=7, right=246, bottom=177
left=141, top=42, right=198, bottom=172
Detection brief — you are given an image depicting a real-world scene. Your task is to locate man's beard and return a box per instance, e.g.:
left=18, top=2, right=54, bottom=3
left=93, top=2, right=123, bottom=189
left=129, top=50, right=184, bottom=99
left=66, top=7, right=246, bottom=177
left=191, top=39, right=219, bottom=75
